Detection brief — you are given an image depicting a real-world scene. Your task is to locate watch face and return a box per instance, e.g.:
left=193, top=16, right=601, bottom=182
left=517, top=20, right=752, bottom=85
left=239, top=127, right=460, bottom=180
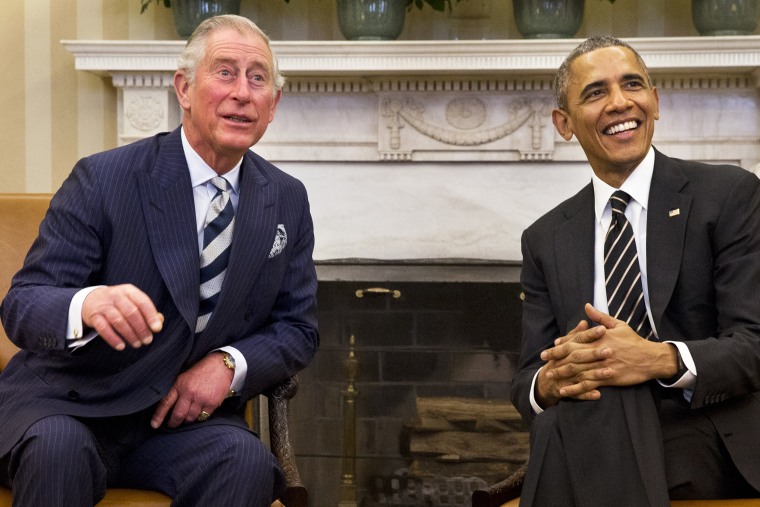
left=223, top=353, right=236, bottom=370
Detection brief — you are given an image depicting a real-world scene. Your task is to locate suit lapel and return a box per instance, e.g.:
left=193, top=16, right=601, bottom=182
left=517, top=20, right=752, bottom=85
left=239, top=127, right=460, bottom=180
left=138, top=129, right=200, bottom=332
left=646, top=150, right=691, bottom=333
left=555, top=184, right=596, bottom=330
left=201, top=154, right=277, bottom=338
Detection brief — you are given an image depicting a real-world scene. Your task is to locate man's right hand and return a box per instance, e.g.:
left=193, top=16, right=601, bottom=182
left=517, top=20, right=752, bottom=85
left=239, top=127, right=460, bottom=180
left=82, top=284, right=164, bottom=351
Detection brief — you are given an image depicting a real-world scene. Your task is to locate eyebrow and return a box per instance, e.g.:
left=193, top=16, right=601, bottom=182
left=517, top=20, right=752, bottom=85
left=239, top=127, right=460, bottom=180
left=211, top=56, right=269, bottom=70
left=578, top=72, right=647, bottom=98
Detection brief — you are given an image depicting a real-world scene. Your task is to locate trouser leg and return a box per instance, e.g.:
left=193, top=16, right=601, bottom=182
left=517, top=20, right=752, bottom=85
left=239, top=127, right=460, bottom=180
left=520, top=406, right=575, bottom=507
left=7, top=415, right=107, bottom=507
left=117, top=422, right=285, bottom=507
left=661, top=399, right=758, bottom=499
left=522, top=384, right=669, bottom=507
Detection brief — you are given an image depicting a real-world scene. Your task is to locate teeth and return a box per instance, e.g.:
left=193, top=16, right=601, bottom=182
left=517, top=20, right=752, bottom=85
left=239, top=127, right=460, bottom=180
left=227, top=116, right=249, bottom=123
left=605, top=120, right=638, bottom=135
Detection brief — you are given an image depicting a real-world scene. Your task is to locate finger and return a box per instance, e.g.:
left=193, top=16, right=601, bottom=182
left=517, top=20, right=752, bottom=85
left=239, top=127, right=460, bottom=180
left=585, top=303, right=623, bottom=329
left=553, top=319, right=590, bottom=346
left=88, top=314, right=127, bottom=351
left=101, top=303, right=145, bottom=349
left=117, top=288, right=163, bottom=346
left=168, top=396, right=193, bottom=429
left=151, top=387, right=178, bottom=429
left=124, top=288, right=164, bottom=337
left=557, top=368, right=613, bottom=398
left=542, top=325, right=605, bottom=361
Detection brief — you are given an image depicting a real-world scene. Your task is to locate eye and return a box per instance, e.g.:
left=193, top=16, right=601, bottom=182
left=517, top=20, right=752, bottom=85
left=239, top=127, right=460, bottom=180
left=582, top=89, right=605, bottom=103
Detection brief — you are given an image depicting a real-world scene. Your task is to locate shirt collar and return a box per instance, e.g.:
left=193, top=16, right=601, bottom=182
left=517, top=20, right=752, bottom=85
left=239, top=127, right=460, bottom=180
left=181, top=126, right=242, bottom=195
left=592, top=146, right=655, bottom=223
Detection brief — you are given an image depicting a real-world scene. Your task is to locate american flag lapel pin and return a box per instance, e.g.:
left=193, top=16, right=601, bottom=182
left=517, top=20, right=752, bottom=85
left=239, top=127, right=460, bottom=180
left=669, top=208, right=681, bottom=217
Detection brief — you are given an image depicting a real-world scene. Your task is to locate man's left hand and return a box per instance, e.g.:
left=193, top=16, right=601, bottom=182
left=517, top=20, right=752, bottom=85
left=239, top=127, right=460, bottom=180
left=150, top=352, right=235, bottom=429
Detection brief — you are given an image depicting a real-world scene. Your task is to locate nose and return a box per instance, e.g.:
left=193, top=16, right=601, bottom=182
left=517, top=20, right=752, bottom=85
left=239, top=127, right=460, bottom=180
left=606, top=85, right=631, bottom=112
left=231, top=75, right=251, bottom=102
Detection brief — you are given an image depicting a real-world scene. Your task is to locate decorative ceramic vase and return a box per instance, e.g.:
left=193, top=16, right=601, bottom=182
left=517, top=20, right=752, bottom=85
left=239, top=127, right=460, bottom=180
left=172, top=0, right=242, bottom=38
left=337, top=0, right=407, bottom=40
left=692, top=0, right=758, bottom=36
left=512, top=0, right=584, bottom=39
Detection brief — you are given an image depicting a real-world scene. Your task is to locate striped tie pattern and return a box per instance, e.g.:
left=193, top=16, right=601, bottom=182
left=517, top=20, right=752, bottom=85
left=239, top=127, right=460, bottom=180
left=196, top=176, right=235, bottom=334
left=604, top=190, right=653, bottom=340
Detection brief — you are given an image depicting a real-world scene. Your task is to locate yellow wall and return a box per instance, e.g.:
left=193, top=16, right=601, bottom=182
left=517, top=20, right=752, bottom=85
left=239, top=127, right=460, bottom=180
left=0, top=0, right=753, bottom=193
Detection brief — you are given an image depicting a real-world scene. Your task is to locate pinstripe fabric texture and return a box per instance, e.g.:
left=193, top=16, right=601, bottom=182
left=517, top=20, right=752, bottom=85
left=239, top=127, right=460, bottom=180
left=604, top=190, right=653, bottom=339
left=0, top=127, right=319, bottom=501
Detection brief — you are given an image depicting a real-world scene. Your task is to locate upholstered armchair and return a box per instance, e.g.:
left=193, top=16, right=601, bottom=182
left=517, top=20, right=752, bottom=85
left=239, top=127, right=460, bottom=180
left=0, top=194, right=307, bottom=507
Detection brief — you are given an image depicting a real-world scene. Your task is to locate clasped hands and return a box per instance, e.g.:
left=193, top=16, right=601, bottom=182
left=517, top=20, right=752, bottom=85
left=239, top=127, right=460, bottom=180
left=82, top=284, right=234, bottom=429
left=535, top=303, right=678, bottom=409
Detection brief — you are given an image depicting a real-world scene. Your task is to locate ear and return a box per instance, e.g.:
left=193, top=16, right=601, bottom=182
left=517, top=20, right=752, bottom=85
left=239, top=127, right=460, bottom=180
left=174, top=71, right=191, bottom=112
left=652, top=87, right=660, bottom=121
left=268, top=89, right=282, bottom=123
left=552, top=109, right=575, bottom=141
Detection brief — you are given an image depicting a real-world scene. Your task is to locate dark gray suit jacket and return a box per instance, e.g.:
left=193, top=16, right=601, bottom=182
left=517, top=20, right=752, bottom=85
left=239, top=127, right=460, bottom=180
left=511, top=149, right=760, bottom=500
left=0, top=127, right=319, bottom=459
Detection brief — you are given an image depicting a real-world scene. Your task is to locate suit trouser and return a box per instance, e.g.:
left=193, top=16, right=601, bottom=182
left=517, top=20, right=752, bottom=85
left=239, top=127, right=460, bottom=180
left=521, top=384, right=757, bottom=507
left=2, top=410, right=284, bottom=507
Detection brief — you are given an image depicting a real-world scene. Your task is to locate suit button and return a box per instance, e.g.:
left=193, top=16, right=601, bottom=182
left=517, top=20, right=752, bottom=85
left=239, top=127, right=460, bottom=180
left=68, top=390, right=80, bottom=400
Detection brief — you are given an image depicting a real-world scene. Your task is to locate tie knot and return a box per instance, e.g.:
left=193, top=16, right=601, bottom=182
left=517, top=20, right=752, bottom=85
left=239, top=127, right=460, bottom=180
left=610, top=190, right=631, bottom=214
left=210, top=176, right=229, bottom=194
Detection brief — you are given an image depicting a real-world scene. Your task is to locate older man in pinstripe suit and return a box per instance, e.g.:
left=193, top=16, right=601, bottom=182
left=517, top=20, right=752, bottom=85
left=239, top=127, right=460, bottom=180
left=0, top=15, right=318, bottom=507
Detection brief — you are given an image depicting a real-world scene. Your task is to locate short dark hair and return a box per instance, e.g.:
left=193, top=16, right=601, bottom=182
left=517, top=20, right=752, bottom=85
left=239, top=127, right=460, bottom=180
left=553, top=36, right=652, bottom=111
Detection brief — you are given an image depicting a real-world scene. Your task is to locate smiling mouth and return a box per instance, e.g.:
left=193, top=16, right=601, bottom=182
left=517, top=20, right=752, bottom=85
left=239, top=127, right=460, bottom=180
left=604, top=120, right=639, bottom=135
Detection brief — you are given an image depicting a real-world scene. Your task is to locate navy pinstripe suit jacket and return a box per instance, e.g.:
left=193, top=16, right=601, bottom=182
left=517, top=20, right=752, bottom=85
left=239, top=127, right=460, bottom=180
left=0, top=127, right=319, bottom=459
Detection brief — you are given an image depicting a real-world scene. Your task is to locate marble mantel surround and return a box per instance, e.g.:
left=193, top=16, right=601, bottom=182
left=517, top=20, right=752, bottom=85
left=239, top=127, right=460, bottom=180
left=63, top=38, right=760, bottom=273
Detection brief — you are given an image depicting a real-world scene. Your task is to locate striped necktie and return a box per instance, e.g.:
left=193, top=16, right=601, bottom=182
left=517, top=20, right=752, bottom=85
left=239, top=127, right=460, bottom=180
left=196, top=176, right=235, bottom=334
left=604, top=190, right=653, bottom=340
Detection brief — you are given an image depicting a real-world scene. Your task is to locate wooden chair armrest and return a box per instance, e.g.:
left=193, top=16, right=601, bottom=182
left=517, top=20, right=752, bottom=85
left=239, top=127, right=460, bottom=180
left=471, top=462, right=527, bottom=507
left=265, top=376, right=307, bottom=507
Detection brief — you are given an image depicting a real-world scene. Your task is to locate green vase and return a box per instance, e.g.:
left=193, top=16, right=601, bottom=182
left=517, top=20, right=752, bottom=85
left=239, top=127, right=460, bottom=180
left=171, top=0, right=242, bottom=38
left=513, top=0, right=584, bottom=39
left=337, top=0, right=407, bottom=40
left=692, top=0, right=758, bottom=35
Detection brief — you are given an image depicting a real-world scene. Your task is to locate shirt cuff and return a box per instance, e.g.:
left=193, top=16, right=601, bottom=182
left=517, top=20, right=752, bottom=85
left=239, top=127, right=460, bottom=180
left=216, top=346, right=247, bottom=395
left=658, top=341, right=697, bottom=397
left=529, top=366, right=545, bottom=415
left=67, top=286, right=105, bottom=349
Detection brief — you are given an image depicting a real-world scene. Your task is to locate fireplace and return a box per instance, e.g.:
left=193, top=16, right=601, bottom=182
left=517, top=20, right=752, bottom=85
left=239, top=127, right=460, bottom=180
left=293, top=261, right=524, bottom=505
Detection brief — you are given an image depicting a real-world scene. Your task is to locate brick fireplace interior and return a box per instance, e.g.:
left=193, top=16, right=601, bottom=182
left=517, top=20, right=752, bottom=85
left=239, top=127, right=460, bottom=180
left=288, top=262, right=527, bottom=505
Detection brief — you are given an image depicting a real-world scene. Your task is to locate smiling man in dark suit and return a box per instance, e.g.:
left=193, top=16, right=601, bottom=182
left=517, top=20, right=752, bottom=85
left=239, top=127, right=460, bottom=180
left=511, top=36, right=760, bottom=506
left=0, top=15, right=318, bottom=507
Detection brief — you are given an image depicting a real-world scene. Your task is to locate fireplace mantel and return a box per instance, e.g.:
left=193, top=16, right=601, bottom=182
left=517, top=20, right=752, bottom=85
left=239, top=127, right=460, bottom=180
left=64, top=37, right=760, bottom=77
left=62, top=38, right=760, bottom=263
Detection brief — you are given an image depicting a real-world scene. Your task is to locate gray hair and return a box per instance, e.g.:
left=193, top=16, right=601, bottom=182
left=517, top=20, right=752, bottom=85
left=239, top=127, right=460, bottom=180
left=177, top=14, right=285, bottom=95
left=553, top=35, right=652, bottom=111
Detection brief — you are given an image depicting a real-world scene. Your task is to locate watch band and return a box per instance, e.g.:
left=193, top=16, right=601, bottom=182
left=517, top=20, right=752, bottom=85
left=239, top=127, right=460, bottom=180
left=662, top=347, right=688, bottom=384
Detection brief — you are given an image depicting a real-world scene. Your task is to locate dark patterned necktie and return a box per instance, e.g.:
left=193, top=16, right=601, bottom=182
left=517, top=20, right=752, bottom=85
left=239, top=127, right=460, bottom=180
left=196, top=176, right=235, bottom=334
left=604, top=190, right=653, bottom=340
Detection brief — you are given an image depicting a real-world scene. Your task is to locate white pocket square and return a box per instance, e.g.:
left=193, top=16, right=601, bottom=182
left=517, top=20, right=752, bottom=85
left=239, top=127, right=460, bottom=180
left=268, top=224, right=287, bottom=258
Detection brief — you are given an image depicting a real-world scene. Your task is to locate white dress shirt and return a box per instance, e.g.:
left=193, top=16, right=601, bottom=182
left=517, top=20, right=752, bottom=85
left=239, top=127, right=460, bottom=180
left=529, top=147, right=696, bottom=414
